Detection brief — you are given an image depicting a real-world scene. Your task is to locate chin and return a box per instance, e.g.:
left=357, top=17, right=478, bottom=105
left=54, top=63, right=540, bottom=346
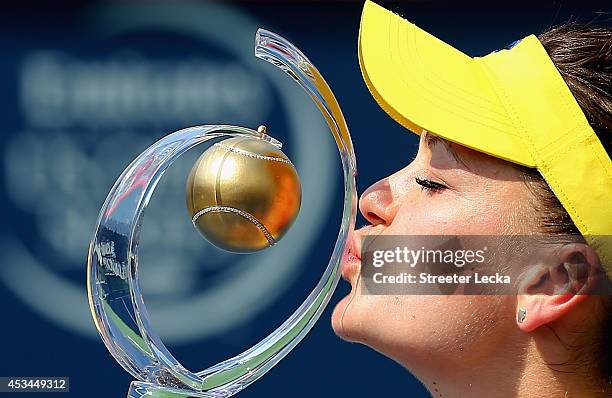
left=331, top=292, right=358, bottom=341
left=331, top=296, right=349, bottom=339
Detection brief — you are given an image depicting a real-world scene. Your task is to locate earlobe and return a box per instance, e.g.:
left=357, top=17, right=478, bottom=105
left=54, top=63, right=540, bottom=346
left=515, top=242, right=602, bottom=332
left=516, top=293, right=587, bottom=332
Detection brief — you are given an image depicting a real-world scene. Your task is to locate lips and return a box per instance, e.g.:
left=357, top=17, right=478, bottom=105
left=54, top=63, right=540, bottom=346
left=340, top=224, right=386, bottom=281
left=348, top=232, right=362, bottom=260
left=341, top=232, right=362, bottom=281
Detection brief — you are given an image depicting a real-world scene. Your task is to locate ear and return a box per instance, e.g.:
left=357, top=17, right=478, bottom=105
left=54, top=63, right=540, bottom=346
left=516, top=243, right=603, bottom=332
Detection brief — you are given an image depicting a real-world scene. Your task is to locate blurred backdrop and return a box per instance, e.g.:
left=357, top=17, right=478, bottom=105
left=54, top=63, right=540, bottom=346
left=0, top=1, right=609, bottom=397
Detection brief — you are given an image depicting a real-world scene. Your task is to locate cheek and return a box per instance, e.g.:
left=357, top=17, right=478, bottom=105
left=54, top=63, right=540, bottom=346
left=390, top=185, right=532, bottom=235
left=335, top=294, right=513, bottom=366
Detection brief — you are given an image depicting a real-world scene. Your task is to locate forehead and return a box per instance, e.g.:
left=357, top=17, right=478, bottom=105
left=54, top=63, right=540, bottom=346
left=421, top=131, right=524, bottom=181
left=422, top=132, right=468, bottom=168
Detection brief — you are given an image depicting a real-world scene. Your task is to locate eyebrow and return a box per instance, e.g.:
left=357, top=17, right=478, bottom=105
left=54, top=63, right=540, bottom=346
left=423, top=132, right=469, bottom=168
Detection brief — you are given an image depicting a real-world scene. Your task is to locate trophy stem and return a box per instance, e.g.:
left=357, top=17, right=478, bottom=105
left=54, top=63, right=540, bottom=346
left=128, top=382, right=217, bottom=398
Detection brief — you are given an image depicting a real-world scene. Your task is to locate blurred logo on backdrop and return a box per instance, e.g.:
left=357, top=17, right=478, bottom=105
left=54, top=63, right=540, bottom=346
left=0, top=2, right=335, bottom=344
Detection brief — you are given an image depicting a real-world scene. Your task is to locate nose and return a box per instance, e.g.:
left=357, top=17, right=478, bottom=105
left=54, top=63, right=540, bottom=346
left=359, top=177, right=395, bottom=226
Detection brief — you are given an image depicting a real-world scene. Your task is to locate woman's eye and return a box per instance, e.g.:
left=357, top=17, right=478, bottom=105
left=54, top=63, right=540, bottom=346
left=415, top=177, right=447, bottom=193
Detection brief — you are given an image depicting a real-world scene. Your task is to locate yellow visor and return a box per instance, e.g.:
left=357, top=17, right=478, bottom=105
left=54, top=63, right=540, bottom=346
left=359, top=1, right=612, bottom=266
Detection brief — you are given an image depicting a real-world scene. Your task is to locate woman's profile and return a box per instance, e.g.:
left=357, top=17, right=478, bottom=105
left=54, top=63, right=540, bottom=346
left=333, top=2, right=612, bottom=397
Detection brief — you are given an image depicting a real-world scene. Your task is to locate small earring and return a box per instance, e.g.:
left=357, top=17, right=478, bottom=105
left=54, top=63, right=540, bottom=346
left=517, top=308, right=527, bottom=324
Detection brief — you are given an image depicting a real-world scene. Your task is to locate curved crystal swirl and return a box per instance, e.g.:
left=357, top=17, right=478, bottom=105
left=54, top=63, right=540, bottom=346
left=87, top=29, right=357, bottom=398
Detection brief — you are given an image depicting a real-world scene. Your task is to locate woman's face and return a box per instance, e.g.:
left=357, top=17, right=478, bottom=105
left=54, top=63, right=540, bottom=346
left=332, top=132, right=540, bottom=375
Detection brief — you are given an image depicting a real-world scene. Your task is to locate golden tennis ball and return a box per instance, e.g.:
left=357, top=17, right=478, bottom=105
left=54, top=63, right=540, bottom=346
left=186, top=135, right=301, bottom=253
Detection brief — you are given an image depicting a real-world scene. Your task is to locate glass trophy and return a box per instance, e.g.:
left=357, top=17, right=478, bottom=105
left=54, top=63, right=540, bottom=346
left=87, top=29, right=357, bottom=398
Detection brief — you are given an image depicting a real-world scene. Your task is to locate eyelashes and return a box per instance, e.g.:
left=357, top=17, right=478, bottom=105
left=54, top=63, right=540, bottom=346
left=415, top=177, right=447, bottom=193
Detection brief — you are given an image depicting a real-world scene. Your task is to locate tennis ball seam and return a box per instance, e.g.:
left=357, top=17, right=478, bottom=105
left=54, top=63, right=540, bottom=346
left=213, top=142, right=294, bottom=165
left=191, top=205, right=276, bottom=246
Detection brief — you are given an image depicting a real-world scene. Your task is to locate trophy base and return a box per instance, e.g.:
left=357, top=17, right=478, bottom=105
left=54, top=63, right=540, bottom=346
left=128, top=382, right=217, bottom=398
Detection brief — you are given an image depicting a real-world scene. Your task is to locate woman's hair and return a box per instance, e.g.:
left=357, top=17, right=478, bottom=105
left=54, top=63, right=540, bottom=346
left=522, top=21, right=611, bottom=380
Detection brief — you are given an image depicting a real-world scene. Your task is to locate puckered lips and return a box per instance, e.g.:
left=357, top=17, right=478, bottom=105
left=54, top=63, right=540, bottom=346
left=341, top=230, right=364, bottom=282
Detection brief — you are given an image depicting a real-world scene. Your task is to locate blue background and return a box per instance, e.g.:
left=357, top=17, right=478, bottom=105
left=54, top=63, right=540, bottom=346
left=0, top=1, right=609, bottom=397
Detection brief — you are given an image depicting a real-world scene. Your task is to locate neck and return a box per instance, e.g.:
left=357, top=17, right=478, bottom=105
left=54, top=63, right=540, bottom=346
left=404, top=324, right=608, bottom=397
left=430, top=348, right=605, bottom=397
